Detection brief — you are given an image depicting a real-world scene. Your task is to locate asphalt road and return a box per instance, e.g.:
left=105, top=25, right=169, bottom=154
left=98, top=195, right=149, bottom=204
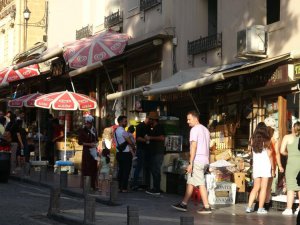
left=0, top=180, right=82, bottom=225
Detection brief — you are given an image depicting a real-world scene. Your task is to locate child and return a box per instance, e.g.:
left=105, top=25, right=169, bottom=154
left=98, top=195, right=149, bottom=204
left=98, top=147, right=111, bottom=196
left=246, top=123, right=274, bottom=214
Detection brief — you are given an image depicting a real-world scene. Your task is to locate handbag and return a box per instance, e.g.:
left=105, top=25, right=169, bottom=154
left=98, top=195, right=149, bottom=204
left=296, top=171, right=300, bottom=186
left=114, top=131, right=128, bottom=152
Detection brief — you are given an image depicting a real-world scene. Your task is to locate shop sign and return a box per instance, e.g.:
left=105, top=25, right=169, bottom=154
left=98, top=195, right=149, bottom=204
left=244, top=65, right=290, bottom=89
left=294, top=63, right=300, bottom=79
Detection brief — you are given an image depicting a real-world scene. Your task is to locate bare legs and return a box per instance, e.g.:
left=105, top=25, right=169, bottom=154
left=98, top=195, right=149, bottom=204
left=248, top=177, right=269, bottom=209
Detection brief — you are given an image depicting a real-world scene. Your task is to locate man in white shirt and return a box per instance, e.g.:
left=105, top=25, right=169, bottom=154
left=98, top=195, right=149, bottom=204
left=114, top=115, right=136, bottom=192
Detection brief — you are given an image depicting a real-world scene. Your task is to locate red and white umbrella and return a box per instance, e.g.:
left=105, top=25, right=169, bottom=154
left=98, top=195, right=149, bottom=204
left=8, top=92, right=43, bottom=108
left=34, top=90, right=97, bottom=161
left=63, top=30, right=129, bottom=69
left=0, top=64, right=40, bottom=86
left=34, top=90, right=97, bottom=110
left=8, top=92, right=44, bottom=161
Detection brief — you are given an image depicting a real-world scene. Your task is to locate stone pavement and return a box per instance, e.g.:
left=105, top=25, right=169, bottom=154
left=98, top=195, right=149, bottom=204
left=10, top=167, right=299, bottom=225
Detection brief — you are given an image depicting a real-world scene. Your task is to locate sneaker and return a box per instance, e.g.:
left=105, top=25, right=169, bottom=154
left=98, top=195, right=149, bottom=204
left=294, top=207, right=300, bottom=215
left=257, top=208, right=268, bottom=214
left=197, top=207, right=212, bottom=214
left=245, top=207, right=254, bottom=213
left=145, top=189, right=160, bottom=196
left=171, top=203, right=187, bottom=212
left=282, top=208, right=293, bottom=216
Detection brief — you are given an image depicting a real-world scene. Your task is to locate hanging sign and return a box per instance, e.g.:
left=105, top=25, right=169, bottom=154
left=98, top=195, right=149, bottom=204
left=294, top=63, right=300, bottom=79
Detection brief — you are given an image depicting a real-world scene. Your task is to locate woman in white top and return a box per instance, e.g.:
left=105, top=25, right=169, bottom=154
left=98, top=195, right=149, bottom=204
left=246, top=123, right=274, bottom=214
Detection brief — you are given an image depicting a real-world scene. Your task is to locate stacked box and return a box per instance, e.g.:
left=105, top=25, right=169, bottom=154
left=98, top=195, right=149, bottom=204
left=212, top=182, right=237, bottom=205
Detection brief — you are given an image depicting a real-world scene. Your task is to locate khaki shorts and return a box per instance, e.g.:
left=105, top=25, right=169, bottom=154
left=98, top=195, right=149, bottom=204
left=187, top=163, right=208, bottom=186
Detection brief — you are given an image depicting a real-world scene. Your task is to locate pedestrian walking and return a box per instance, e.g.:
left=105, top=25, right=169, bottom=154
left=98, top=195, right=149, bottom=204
left=280, top=121, right=300, bottom=216
left=246, top=123, right=274, bottom=214
left=172, top=110, right=212, bottom=213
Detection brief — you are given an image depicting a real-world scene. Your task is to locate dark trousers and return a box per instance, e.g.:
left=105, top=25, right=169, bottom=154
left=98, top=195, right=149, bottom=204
left=45, top=141, right=54, bottom=165
left=116, top=152, right=132, bottom=190
left=133, top=148, right=150, bottom=187
left=149, top=153, right=164, bottom=192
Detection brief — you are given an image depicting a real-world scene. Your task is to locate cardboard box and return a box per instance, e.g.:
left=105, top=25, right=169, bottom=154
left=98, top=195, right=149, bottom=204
left=211, top=182, right=237, bottom=205
left=234, top=172, right=246, bottom=192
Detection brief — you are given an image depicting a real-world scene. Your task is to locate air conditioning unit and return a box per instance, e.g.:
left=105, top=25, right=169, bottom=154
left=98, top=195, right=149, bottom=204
left=237, top=25, right=267, bottom=57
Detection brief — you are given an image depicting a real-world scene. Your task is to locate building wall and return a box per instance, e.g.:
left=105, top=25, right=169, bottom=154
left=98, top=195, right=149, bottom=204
left=47, top=0, right=105, bottom=47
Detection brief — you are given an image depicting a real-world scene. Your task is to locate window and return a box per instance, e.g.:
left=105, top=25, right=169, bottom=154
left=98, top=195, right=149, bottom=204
left=133, top=67, right=161, bottom=110
left=128, top=0, right=139, bottom=11
left=208, top=0, right=217, bottom=35
left=267, top=0, right=280, bottom=24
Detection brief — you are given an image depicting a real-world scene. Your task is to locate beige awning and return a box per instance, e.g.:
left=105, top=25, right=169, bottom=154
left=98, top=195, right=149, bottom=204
left=107, top=63, right=244, bottom=100
left=106, top=51, right=300, bottom=100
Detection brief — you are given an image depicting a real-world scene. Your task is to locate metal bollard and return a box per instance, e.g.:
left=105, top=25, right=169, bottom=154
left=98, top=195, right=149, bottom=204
left=60, top=170, right=68, bottom=189
left=84, top=194, right=95, bottom=225
left=180, top=216, right=194, bottom=225
left=127, top=205, right=139, bottom=225
left=48, top=186, right=60, bottom=215
left=109, top=180, right=118, bottom=204
left=83, top=176, right=91, bottom=196
left=40, top=166, right=47, bottom=182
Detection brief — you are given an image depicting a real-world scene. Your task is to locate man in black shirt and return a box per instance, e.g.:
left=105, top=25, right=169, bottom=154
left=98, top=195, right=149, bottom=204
left=132, top=116, right=150, bottom=190
left=145, top=111, right=165, bottom=196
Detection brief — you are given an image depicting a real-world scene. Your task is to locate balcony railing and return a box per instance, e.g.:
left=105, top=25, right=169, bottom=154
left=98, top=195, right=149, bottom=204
left=140, top=0, right=161, bottom=11
left=76, top=25, right=93, bottom=40
left=104, top=10, right=123, bottom=29
left=188, top=33, right=222, bottom=55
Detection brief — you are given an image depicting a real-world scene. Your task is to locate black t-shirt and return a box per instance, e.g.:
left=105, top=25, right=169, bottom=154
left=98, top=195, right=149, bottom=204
left=136, top=122, right=150, bottom=149
left=148, top=123, right=165, bottom=154
left=5, top=121, right=18, bottom=142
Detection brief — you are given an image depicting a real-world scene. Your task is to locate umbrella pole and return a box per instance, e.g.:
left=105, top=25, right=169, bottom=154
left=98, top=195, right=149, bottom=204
left=64, top=112, right=67, bottom=161
left=38, top=109, right=41, bottom=161
left=70, top=77, right=76, bottom=93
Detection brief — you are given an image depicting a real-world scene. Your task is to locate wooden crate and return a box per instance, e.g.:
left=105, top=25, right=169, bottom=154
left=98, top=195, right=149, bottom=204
left=234, top=172, right=246, bottom=192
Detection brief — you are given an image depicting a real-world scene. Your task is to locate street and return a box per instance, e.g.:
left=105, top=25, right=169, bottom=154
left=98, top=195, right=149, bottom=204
left=1, top=178, right=299, bottom=225
left=0, top=180, right=81, bottom=225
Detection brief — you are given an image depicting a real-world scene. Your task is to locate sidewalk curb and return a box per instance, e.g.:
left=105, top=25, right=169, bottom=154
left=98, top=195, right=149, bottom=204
left=48, top=212, right=87, bottom=225
left=9, top=175, right=122, bottom=206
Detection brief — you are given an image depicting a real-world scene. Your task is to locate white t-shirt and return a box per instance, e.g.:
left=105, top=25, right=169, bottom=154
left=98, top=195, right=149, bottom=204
left=114, top=126, right=130, bottom=152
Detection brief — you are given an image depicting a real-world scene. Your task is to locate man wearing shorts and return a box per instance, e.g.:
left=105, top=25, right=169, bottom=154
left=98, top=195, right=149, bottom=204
left=171, top=110, right=212, bottom=214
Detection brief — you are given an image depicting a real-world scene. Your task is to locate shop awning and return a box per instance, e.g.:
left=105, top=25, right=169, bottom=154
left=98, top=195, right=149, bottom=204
left=107, top=51, right=300, bottom=100
left=106, top=62, right=246, bottom=100
left=222, top=53, right=295, bottom=77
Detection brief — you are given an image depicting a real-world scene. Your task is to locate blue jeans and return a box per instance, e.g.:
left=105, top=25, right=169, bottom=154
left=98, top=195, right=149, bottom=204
left=150, top=153, right=164, bottom=192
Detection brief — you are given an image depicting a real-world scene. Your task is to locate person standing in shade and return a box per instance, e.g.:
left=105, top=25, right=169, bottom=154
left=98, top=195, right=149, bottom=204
left=280, top=121, right=300, bottom=216
left=145, top=111, right=165, bottom=196
left=114, top=115, right=136, bottom=193
left=172, top=110, right=212, bottom=214
left=132, top=116, right=150, bottom=190
left=78, top=115, right=99, bottom=190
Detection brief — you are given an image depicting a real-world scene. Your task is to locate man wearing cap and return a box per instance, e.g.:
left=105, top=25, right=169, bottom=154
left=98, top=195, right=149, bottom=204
left=145, top=111, right=165, bottom=196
